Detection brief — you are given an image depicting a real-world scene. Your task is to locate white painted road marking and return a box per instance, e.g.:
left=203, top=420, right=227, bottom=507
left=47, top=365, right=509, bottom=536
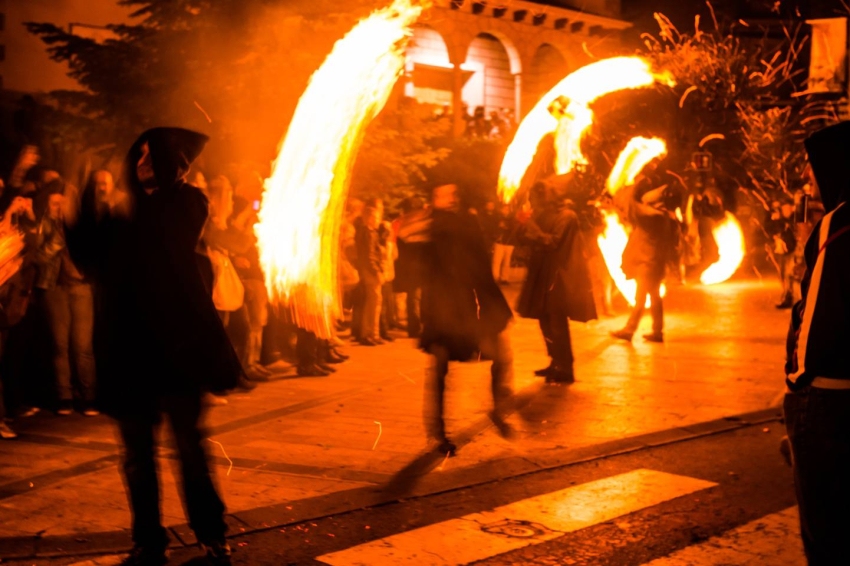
left=317, top=468, right=717, bottom=566
left=642, top=507, right=805, bottom=565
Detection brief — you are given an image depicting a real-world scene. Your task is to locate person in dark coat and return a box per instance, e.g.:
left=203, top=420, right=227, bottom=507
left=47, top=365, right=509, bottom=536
left=611, top=176, right=680, bottom=343
left=420, top=184, right=515, bottom=455
left=66, top=128, right=240, bottom=566
left=784, top=122, right=850, bottom=564
left=517, top=177, right=597, bottom=383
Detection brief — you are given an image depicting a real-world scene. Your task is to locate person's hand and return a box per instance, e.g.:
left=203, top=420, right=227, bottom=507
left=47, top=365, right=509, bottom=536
left=233, top=257, right=251, bottom=270
left=8, top=197, right=33, bottom=216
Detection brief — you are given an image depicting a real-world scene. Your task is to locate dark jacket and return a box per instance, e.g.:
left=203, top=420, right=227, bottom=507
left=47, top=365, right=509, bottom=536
left=394, top=209, right=430, bottom=292
left=355, top=222, right=383, bottom=277
left=66, top=128, right=242, bottom=415
left=619, top=185, right=679, bottom=282
left=420, top=209, right=512, bottom=361
left=516, top=204, right=597, bottom=322
left=786, top=122, right=850, bottom=390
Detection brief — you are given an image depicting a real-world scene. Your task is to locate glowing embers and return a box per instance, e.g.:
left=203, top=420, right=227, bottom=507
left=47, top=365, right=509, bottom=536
left=255, top=0, right=425, bottom=338
left=497, top=56, right=674, bottom=203
left=700, top=211, right=745, bottom=285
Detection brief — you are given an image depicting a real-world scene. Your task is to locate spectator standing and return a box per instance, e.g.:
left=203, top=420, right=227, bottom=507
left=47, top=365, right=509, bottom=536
left=34, top=181, right=97, bottom=415
left=395, top=197, right=430, bottom=338
left=492, top=204, right=518, bottom=284
left=355, top=203, right=384, bottom=345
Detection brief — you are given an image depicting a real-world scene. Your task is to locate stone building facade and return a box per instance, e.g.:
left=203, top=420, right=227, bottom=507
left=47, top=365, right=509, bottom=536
left=405, top=0, right=631, bottom=134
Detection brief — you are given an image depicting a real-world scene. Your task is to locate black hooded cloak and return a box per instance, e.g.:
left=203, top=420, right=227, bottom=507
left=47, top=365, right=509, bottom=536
left=67, top=128, right=241, bottom=415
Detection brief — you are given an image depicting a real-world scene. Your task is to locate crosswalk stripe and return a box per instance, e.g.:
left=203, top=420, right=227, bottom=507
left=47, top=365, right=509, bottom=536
left=641, top=507, right=805, bottom=565
left=317, top=468, right=717, bottom=566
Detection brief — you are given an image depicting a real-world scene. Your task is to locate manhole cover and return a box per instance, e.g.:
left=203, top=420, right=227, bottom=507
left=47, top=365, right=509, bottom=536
left=480, top=519, right=553, bottom=539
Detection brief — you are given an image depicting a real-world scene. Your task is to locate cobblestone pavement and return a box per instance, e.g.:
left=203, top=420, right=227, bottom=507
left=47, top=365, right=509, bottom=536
left=0, top=280, right=789, bottom=558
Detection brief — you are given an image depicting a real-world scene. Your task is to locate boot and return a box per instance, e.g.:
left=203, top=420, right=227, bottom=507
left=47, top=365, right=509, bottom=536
left=610, top=329, right=633, bottom=342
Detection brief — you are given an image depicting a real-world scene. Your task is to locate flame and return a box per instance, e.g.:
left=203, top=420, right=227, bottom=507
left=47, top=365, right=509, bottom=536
left=497, top=56, right=674, bottom=203
left=597, top=211, right=638, bottom=306
left=255, top=0, right=425, bottom=338
left=605, top=136, right=667, bottom=195
left=700, top=212, right=745, bottom=285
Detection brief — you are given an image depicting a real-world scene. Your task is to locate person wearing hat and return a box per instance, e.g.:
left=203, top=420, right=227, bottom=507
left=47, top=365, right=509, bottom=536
left=517, top=176, right=597, bottom=383
left=611, top=171, right=680, bottom=343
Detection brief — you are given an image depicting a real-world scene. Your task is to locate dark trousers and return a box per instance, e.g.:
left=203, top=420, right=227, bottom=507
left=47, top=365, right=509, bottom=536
left=44, top=283, right=96, bottom=403
left=117, top=394, right=226, bottom=549
left=379, top=282, right=396, bottom=336
left=538, top=314, right=574, bottom=371
left=425, top=330, right=513, bottom=441
left=625, top=276, right=663, bottom=335
left=785, top=387, right=850, bottom=564
left=351, top=281, right=365, bottom=340
left=406, top=287, right=422, bottom=338
left=219, top=306, right=250, bottom=366
left=295, top=328, right=318, bottom=367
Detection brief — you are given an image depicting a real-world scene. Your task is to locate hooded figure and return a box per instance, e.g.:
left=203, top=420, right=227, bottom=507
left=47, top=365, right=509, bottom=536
left=784, top=121, right=850, bottom=565
left=517, top=176, right=596, bottom=383
left=66, top=128, right=238, bottom=565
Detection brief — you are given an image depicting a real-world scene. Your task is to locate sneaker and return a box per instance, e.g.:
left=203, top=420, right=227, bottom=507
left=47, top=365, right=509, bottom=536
left=18, top=407, right=40, bottom=418
left=534, top=364, right=554, bottom=377
left=119, top=545, right=168, bottom=566
left=610, top=329, right=633, bottom=342
left=236, top=375, right=257, bottom=391
left=201, top=540, right=232, bottom=566
left=642, top=332, right=664, bottom=343
left=82, top=406, right=100, bottom=417
left=546, top=369, right=575, bottom=384
left=0, top=422, right=17, bottom=440
left=204, top=393, right=228, bottom=406
left=56, top=400, right=73, bottom=416
left=488, top=412, right=515, bottom=440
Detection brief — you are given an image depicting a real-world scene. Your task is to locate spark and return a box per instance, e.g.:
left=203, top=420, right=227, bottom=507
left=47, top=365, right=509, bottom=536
left=208, top=439, right=233, bottom=476
left=372, top=421, right=382, bottom=450
left=437, top=450, right=451, bottom=471
left=398, top=371, right=415, bottom=384
left=193, top=100, right=213, bottom=123
left=699, top=133, right=725, bottom=147
left=678, top=85, right=698, bottom=108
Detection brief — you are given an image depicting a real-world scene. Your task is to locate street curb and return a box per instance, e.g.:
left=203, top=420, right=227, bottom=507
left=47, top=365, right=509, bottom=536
left=0, top=406, right=783, bottom=561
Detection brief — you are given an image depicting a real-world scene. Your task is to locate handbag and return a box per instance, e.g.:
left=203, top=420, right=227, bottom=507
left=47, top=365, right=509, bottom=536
left=208, top=247, right=244, bottom=312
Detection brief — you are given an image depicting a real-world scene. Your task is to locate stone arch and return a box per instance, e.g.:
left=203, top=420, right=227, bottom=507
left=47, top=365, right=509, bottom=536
left=462, top=32, right=519, bottom=118
left=523, top=43, right=570, bottom=113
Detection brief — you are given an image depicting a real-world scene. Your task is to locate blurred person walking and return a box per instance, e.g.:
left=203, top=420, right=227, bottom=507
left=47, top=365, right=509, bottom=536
left=421, top=184, right=515, bottom=455
left=66, top=128, right=242, bottom=566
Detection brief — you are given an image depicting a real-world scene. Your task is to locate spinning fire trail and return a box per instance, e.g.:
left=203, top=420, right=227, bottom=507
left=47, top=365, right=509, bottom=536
left=256, top=0, right=427, bottom=338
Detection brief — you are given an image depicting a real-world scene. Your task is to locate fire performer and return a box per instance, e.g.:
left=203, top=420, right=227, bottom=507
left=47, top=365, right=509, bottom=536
left=421, top=184, right=515, bottom=455
left=517, top=176, right=597, bottom=383
left=66, top=128, right=240, bottom=566
left=785, top=121, right=850, bottom=564
left=611, top=165, right=680, bottom=343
